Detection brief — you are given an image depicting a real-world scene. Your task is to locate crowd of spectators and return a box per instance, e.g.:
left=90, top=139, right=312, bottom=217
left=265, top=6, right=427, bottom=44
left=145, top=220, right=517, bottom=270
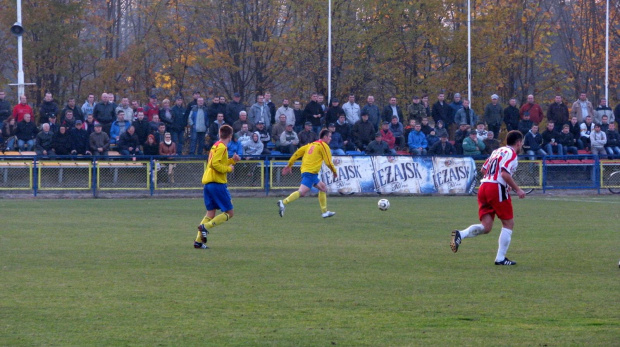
left=0, top=89, right=619, bottom=159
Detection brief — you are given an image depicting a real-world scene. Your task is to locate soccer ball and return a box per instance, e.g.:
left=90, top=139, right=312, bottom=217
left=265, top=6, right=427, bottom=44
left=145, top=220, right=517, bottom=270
left=378, top=199, right=390, bottom=211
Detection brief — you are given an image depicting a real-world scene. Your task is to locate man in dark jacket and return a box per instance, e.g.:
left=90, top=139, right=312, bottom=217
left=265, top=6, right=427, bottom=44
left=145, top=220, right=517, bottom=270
left=183, top=91, right=201, bottom=123
left=429, top=133, right=456, bottom=155
left=39, top=92, right=59, bottom=125
left=352, top=112, right=375, bottom=151
left=483, top=94, right=503, bottom=138
left=523, top=124, right=547, bottom=159
left=60, top=98, right=84, bottom=122
left=303, top=93, right=324, bottom=135
left=170, top=96, right=187, bottom=155
left=225, top=92, right=245, bottom=125
left=35, top=123, right=54, bottom=156
left=518, top=113, right=534, bottom=137
left=51, top=126, right=72, bottom=155
left=93, top=93, right=116, bottom=135
left=70, top=120, right=92, bottom=155
left=541, top=121, right=562, bottom=155
left=547, top=95, right=569, bottom=127
left=432, top=93, right=455, bottom=138
left=365, top=132, right=390, bottom=155
left=503, top=98, right=520, bottom=132
left=117, top=125, right=141, bottom=156
left=0, top=91, right=12, bottom=123
left=334, top=114, right=354, bottom=151
left=15, top=113, right=37, bottom=151
left=298, top=122, right=318, bottom=147
left=132, top=111, right=151, bottom=146
left=381, top=97, right=403, bottom=123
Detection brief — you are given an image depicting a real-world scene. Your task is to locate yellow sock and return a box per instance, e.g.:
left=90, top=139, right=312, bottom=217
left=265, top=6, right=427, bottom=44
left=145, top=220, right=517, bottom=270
left=283, top=191, right=300, bottom=205
left=205, top=212, right=230, bottom=229
left=318, top=191, right=327, bottom=213
left=196, top=216, right=212, bottom=242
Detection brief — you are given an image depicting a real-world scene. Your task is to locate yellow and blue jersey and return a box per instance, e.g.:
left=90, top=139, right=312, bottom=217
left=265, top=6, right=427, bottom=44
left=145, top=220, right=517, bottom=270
left=287, top=140, right=337, bottom=175
left=202, top=141, right=236, bottom=184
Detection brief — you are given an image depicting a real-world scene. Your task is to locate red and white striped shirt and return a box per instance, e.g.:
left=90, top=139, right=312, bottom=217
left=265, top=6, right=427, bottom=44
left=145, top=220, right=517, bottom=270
left=480, top=146, right=518, bottom=186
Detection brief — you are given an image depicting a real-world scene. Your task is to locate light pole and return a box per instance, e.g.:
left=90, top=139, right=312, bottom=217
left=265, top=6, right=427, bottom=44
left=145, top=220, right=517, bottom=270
left=605, top=0, right=609, bottom=102
left=328, top=0, right=332, bottom=102
left=467, top=0, right=472, bottom=105
left=9, top=0, right=35, bottom=102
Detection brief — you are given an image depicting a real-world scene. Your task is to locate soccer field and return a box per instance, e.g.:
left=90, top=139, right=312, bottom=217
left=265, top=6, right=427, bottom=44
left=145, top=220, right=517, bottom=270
left=1, top=195, right=618, bottom=346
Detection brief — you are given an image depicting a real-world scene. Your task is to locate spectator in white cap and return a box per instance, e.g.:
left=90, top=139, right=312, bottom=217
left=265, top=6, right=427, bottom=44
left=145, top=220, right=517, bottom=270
left=484, top=94, right=503, bottom=138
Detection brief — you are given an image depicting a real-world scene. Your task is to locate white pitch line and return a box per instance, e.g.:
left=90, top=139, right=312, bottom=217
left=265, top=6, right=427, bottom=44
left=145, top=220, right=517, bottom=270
left=534, top=197, right=620, bottom=204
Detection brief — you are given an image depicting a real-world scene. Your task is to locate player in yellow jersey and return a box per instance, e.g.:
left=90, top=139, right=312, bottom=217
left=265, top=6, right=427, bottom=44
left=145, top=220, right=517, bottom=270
left=194, top=124, right=240, bottom=249
left=277, top=129, right=338, bottom=218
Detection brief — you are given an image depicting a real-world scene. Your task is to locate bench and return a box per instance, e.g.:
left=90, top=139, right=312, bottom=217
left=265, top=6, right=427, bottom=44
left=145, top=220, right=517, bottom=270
left=0, top=160, right=33, bottom=184
left=96, top=161, right=148, bottom=184
left=36, top=161, right=92, bottom=185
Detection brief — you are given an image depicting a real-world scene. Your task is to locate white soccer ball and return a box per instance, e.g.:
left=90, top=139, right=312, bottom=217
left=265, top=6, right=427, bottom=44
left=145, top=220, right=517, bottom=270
left=378, top=198, right=390, bottom=211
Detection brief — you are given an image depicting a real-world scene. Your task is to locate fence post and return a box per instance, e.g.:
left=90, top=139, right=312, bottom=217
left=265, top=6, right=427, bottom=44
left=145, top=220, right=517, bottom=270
left=92, top=157, right=97, bottom=198
left=595, top=155, right=600, bottom=194
left=264, top=157, right=270, bottom=196
left=150, top=157, right=155, bottom=196
left=542, top=156, right=547, bottom=194
left=32, top=156, right=38, bottom=197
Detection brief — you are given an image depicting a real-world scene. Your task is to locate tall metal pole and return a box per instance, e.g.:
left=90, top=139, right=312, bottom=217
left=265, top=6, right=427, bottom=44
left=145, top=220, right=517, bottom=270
left=16, top=0, right=24, bottom=100
left=467, top=0, right=472, bottom=105
left=328, top=0, right=332, bottom=102
left=605, top=0, right=609, bottom=102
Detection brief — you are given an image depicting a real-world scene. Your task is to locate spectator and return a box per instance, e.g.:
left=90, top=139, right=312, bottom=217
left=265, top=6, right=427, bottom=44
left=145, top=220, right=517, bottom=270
left=48, top=114, right=60, bottom=134
left=276, top=98, right=295, bottom=126
left=557, top=124, right=578, bottom=155
left=594, top=98, right=614, bottom=126
left=589, top=124, right=607, bottom=157
left=0, top=91, right=12, bottom=123
left=503, top=98, right=520, bottom=132
left=518, top=113, right=534, bottom=137
left=403, top=118, right=417, bottom=141
left=547, top=95, right=569, bottom=127
left=379, top=121, right=396, bottom=151
left=434, top=119, right=448, bottom=139
left=249, top=95, right=271, bottom=129
left=408, top=123, right=428, bottom=155
left=448, top=92, right=464, bottom=115
left=188, top=97, right=209, bottom=155
left=317, top=94, right=326, bottom=113
left=153, top=122, right=167, bottom=144
left=115, top=97, right=133, bottom=123
left=110, top=111, right=129, bottom=145
left=118, top=126, right=142, bottom=157
left=523, top=124, right=547, bottom=159
left=570, top=92, right=594, bottom=123
left=614, top=102, right=620, bottom=126
left=207, top=96, right=221, bottom=124
left=389, top=116, right=405, bottom=150
left=580, top=115, right=595, bottom=150
left=243, top=132, right=263, bottom=157
left=218, top=96, right=229, bottom=121
left=271, top=114, right=288, bottom=145
left=70, top=120, right=91, bottom=155
left=12, top=95, right=33, bottom=122
left=361, top=95, right=381, bottom=131
left=227, top=133, right=242, bottom=158
left=81, top=94, right=96, bottom=119
left=61, top=97, right=84, bottom=122
left=158, top=98, right=174, bottom=130
left=419, top=116, right=433, bottom=135
left=254, top=121, right=271, bottom=154
left=207, top=113, right=226, bottom=151
left=429, top=133, right=456, bottom=155
left=84, top=113, right=96, bottom=135
left=144, top=94, right=159, bottom=122
left=225, top=92, right=245, bottom=125
left=183, top=91, right=201, bottom=124
left=236, top=123, right=252, bottom=148
left=159, top=132, right=177, bottom=157
left=132, top=111, right=150, bottom=147
left=475, top=122, right=488, bottom=142
left=327, top=123, right=345, bottom=155
left=483, top=94, right=503, bottom=138
left=454, top=99, right=478, bottom=128
left=541, top=121, right=562, bottom=155
left=279, top=123, right=299, bottom=154
left=342, top=94, right=360, bottom=125
left=568, top=116, right=583, bottom=149
left=600, top=115, right=610, bottom=133
left=352, top=112, right=375, bottom=151
left=454, top=123, right=470, bottom=155
left=382, top=97, right=403, bottom=123
left=366, top=132, right=391, bottom=155
left=264, top=92, right=277, bottom=124
left=303, top=93, right=324, bottom=135
left=298, top=121, right=318, bottom=147
left=39, top=92, right=59, bottom=125
left=293, top=101, right=304, bottom=133
left=108, top=93, right=117, bottom=109
left=482, top=131, right=500, bottom=155
left=407, top=95, right=426, bottom=123
left=140, top=134, right=158, bottom=156
left=335, top=114, right=354, bottom=151
left=93, top=93, right=116, bottom=135
left=421, top=95, right=432, bottom=118
left=61, top=110, right=77, bottom=130
left=35, top=123, right=54, bottom=156
left=605, top=123, right=620, bottom=158
left=432, top=93, right=454, bottom=137
left=325, top=97, right=345, bottom=127
left=89, top=123, right=110, bottom=156
left=426, top=129, right=439, bottom=149
left=462, top=129, right=486, bottom=156
left=520, top=94, right=544, bottom=124
left=51, top=126, right=72, bottom=156
left=232, top=110, right=254, bottom=133
left=15, top=113, right=37, bottom=151
left=170, top=96, right=187, bottom=155
left=148, top=114, right=161, bottom=134
left=2, top=117, right=18, bottom=150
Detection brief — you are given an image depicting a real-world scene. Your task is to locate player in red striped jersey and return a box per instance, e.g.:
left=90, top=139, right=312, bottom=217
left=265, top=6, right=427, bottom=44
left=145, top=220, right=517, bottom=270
left=450, top=130, right=527, bottom=265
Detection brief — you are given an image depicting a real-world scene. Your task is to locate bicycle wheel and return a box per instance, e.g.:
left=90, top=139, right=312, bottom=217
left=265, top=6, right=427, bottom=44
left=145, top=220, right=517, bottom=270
left=608, top=171, right=620, bottom=194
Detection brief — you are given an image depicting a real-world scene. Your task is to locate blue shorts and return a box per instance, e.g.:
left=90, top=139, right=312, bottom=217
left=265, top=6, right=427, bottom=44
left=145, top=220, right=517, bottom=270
left=300, top=172, right=320, bottom=189
left=203, top=183, right=233, bottom=212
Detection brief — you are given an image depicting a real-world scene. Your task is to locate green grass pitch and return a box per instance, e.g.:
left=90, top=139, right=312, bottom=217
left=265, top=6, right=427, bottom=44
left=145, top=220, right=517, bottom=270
left=1, top=195, right=619, bottom=346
